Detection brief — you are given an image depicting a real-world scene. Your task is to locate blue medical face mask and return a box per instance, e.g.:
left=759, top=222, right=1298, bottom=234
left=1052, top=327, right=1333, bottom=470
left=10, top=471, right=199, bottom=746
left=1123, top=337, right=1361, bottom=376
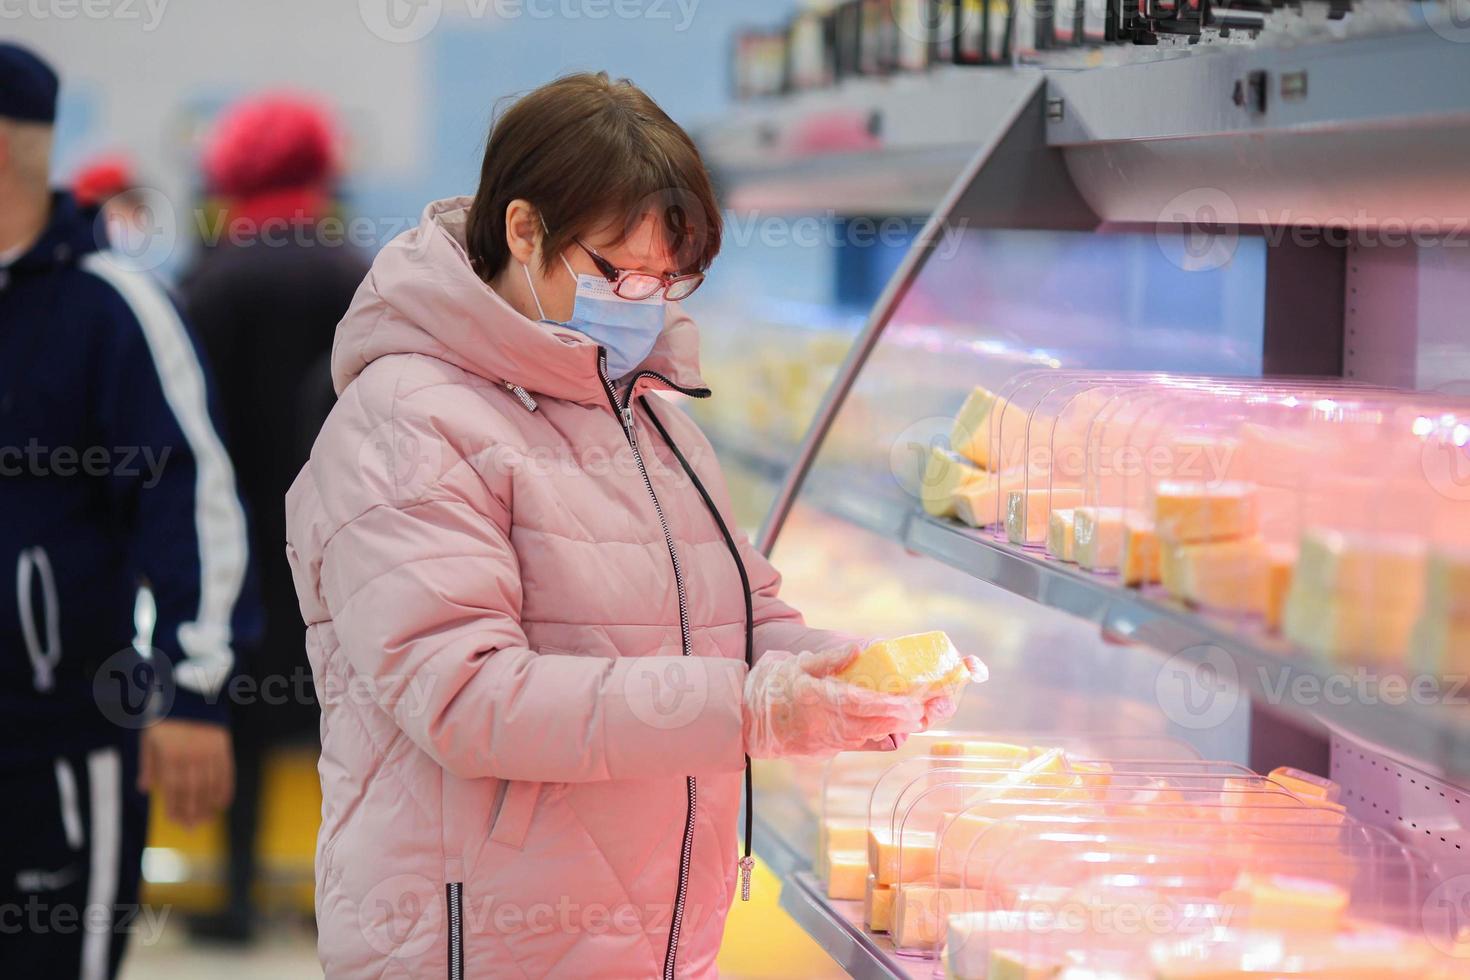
left=523, top=253, right=665, bottom=380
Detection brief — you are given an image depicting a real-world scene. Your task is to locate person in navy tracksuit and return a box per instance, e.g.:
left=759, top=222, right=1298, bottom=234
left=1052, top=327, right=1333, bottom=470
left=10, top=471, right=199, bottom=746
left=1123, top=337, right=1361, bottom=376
left=0, top=44, right=258, bottom=979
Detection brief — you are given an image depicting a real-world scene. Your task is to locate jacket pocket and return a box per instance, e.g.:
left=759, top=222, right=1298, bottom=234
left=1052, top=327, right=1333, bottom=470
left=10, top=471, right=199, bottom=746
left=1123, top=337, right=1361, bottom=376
left=16, top=546, right=61, bottom=692
left=446, top=881, right=464, bottom=980
left=488, top=780, right=541, bottom=851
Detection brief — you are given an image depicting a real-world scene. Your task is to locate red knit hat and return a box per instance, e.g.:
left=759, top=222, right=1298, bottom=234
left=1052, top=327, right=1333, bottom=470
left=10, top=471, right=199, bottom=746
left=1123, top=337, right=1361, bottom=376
left=72, top=153, right=137, bottom=207
left=203, top=92, right=339, bottom=199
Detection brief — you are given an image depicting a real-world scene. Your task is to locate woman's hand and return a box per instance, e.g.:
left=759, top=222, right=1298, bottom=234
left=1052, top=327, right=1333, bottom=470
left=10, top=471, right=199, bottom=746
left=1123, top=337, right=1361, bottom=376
left=743, top=646, right=927, bottom=760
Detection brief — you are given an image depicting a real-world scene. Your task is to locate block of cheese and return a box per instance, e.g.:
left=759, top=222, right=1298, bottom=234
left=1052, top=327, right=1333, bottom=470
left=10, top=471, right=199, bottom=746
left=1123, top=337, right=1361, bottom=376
left=826, top=850, right=867, bottom=900
left=1151, top=480, right=1258, bottom=542
left=1046, top=508, right=1077, bottom=562
left=1410, top=612, right=1470, bottom=676
left=1268, top=767, right=1341, bottom=804
left=1219, top=872, right=1348, bottom=933
left=1264, top=544, right=1295, bottom=631
left=1006, top=488, right=1085, bottom=546
left=1150, top=928, right=1448, bottom=979
left=837, top=631, right=969, bottom=699
left=953, top=469, right=1027, bottom=529
left=892, top=884, right=977, bottom=951
left=989, top=947, right=1066, bottom=979
left=864, top=874, right=894, bottom=932
left=1073, top=506, right=1131, bottom=571
left=929, top=740, right=1032, bottom=765
left=949, top=386, right=1008, bottom=470
left=1294, top=527, right=1428, bottom=601
left=921, top=446, right=988, bottom=519
left=1283, top=587, right=1420, bottom=665
left=868, top=828, right=938, bottom=885
left=1160, top=537, right=1267, bottom=613
left=947, top=910, right=1064, bottom=980
left=1121, top=516, right=1161, bottom=586
left=1424, top=546, right=1470, bottom=617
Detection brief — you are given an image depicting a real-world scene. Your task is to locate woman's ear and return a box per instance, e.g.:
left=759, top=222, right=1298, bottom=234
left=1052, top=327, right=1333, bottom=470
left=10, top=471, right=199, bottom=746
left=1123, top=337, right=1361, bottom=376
left=503, top=198, right=540, bottom=268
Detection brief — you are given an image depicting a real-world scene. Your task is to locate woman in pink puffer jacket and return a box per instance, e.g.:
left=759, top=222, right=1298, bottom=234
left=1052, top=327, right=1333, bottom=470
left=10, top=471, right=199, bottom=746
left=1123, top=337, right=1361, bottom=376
left=285, top=74, right=966, bottom=979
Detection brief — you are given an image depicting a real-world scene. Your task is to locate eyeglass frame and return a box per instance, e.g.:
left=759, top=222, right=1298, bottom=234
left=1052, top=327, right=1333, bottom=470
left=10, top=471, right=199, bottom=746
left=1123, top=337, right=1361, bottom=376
left=573, top=239, right=706, bottom=302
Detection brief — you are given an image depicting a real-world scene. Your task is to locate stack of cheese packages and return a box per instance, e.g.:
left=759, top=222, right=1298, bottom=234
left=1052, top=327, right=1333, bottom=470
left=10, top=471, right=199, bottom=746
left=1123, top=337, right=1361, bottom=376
left=916, top=371, right=1470, bottom=677
left=815, top=732, right=1465, bottom=977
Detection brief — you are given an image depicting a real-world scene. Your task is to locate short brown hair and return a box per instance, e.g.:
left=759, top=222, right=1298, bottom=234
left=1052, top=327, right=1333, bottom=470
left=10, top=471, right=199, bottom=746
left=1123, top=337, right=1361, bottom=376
left=466, top=72, right=722, bottom=281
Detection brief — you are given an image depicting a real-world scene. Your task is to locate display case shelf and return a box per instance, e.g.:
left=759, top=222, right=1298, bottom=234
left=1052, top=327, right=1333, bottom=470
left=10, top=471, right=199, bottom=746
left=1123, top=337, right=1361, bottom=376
left=798, top=472, right=1470, bottom=784
left=778, top=872, right=929, bottom=980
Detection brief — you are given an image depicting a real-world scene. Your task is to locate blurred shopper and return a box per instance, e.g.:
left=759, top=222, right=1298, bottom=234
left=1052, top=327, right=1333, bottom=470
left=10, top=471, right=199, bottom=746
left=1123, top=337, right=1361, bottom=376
left=0, top=43, right=253, bottom=979
left=179, top=93, right=367, bottom=941
left=286, top=73, right=977, bottom=978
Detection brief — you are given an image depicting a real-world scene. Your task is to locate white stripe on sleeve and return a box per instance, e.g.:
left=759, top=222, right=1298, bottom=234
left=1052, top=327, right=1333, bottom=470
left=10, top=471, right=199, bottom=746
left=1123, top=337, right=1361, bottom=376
left=81, top=254, right=248, bottom=698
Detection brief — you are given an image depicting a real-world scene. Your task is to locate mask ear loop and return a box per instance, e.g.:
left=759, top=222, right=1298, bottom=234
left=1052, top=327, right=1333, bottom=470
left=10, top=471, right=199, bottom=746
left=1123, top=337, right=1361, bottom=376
left=524, top=213, right=582, bottom=321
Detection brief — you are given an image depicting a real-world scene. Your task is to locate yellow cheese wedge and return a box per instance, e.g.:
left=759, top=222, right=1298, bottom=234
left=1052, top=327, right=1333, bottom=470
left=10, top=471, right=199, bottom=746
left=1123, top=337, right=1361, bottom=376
left=1006, top=488, right=1085, bottom=546
left=868, top=828, right=938, bottom=885
left=821, top=817, right=869, bottom=854
left=1073, top=506, right=1131, bottom=571
left=826, top=850, right=867, bottom=900
left=929, top=740, right=1032, bottom=765
left=1152, top=480, right=1257, bottom=542
left=1218, top=872, right=1348, bottom=933
left=990, top=947, right=1065, bottom=979
left=1163, top=537, right=1268, bottom=613
left=864, top=874, right=893, bottom=932
left=838, top=631, right=968, bottom=699
left=892, top=884, right=977, bottom=951
left=952, top=469, right=1027, bottom=529
left=1046, top=508, right=1077, bottom=562
left=1121, top=515, right=1161, bottom=586
left=1295, top=527, right=1428, bottom=600
left=1267, top=767, right=1341, bottom=804
left=920, top=447, right=988, bottom=519
left=949, top=386, right=1008, bottom=470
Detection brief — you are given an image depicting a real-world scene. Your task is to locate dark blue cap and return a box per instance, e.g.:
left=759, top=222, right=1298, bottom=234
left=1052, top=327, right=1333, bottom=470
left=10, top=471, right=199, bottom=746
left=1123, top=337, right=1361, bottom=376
left=0, top=43, right=58, bottom=124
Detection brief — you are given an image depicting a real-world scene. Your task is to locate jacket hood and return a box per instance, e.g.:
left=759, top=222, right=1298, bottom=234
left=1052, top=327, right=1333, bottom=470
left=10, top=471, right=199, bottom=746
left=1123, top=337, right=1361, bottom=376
left=331, top=196, right=707, bottom=404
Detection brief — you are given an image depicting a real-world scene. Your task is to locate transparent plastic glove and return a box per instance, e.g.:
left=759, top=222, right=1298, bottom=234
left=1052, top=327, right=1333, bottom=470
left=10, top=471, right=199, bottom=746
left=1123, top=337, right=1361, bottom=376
left=743, top=647, right=927, bottom=760
left=919, top=654, right=988, bottom=730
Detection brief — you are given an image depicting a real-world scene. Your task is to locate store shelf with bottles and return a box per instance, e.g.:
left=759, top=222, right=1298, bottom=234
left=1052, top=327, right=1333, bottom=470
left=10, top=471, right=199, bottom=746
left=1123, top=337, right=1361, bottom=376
left=706, top=20, right=1470, bottom=215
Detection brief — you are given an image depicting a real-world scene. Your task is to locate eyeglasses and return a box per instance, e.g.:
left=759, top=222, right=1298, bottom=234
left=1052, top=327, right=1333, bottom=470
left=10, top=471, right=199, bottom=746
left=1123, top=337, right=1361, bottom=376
left=575, top=239, right=706, bottom=302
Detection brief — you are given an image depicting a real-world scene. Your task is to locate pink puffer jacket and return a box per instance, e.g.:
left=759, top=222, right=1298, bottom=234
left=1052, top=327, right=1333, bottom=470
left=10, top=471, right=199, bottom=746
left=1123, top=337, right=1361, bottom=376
left=285, top=197, right=844, bottom=979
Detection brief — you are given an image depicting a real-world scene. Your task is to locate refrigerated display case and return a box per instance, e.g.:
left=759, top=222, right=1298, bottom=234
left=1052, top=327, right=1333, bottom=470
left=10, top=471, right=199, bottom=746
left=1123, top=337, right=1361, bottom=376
left=724, top=26, right=1470, bottom=979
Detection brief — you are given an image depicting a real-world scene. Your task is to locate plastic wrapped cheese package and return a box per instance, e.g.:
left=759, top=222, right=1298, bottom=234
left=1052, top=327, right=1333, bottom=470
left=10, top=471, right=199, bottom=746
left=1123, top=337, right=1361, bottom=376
left=941, top=819, right=1434, bottom=979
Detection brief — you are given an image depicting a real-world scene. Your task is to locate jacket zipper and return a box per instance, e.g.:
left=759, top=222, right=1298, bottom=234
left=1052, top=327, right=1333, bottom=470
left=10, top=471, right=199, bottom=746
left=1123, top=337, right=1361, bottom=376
left=446, top=881, right=464, bottom=980
left=637, top=398, right=759, bottom=903
left=598, top=353, right=696, bottom=980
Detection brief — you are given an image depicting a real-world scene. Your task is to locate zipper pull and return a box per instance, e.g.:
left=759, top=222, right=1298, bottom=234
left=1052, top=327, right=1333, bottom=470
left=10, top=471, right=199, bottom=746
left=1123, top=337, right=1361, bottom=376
left=621, top=406, right=635, bottom=432
left=738, top=856, right=755, bottom=901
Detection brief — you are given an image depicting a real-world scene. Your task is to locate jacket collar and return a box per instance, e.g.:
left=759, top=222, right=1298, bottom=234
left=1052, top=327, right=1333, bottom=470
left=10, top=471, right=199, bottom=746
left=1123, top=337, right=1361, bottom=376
left=331, top=197, right=709, bottom=406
